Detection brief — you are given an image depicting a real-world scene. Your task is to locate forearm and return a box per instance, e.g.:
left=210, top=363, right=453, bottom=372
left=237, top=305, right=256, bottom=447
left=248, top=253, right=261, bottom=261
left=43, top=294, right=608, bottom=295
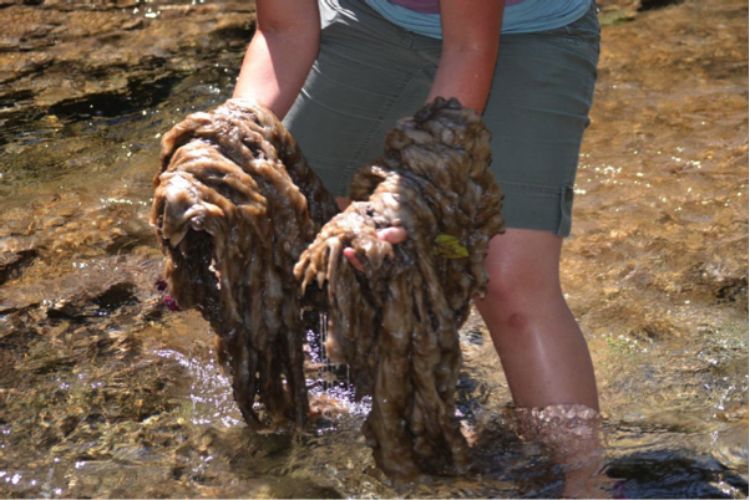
left=426, top=44, right=500, bottom=113
left=428, top=0, right=504, bottom=113
left=232, top=1, right=320, bottom=118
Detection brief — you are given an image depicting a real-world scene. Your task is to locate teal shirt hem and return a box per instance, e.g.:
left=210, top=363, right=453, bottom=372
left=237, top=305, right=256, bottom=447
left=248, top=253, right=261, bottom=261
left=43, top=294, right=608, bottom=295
left=363, top=0, right=593, bottom=39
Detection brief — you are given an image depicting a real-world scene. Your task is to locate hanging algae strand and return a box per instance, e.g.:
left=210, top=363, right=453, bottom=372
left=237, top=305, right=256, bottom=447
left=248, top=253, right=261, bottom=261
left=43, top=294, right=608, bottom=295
left=150, top=99, right=338, bottom=429
left=295, top=97, right=504, bottom=478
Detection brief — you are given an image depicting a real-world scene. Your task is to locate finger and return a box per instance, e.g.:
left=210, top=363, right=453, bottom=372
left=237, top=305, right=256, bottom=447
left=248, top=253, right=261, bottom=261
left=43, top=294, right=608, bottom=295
left=343, top=247, right=365, bottom=272
left=377, top=226, right=408, bottom=244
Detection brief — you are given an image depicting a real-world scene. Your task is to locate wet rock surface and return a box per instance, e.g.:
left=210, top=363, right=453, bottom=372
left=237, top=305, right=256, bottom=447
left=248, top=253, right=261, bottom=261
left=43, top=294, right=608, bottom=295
left=595, top=0, right=686, bottom=25
left=0, top=0, right=747, bottom=497
left=0, top=0, right=254, bottom=144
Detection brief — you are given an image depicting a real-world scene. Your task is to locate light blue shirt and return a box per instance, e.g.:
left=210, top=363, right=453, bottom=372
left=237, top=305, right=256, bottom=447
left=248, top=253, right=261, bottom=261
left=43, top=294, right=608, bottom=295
left=363, top=0, right=593, bottom=39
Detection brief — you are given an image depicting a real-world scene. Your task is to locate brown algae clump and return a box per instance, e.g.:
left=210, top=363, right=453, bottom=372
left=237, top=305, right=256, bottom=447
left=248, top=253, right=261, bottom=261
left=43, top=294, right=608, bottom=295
left=150, top=99, right=338, bottom=428
left=295, top=97, right=504, bottom=478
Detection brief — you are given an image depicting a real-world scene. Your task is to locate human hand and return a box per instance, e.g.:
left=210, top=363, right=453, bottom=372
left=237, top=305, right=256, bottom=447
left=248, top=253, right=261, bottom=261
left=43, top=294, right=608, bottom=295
left=333, top=196, right=408, bottom=272
left=343, top=226, right=408, bottom=272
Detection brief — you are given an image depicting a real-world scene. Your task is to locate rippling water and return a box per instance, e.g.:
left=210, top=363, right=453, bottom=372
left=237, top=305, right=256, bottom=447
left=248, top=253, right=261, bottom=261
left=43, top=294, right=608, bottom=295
left=0, top=0, right=747, bottom=497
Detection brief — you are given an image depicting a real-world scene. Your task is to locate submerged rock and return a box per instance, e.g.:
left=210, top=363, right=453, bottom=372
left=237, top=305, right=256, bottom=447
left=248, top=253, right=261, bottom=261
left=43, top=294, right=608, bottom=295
left=0, top=237, right=37, bottom=285
left=0, top=254, right=161, bottom=316
left=0, top=0, right=256, bottom=145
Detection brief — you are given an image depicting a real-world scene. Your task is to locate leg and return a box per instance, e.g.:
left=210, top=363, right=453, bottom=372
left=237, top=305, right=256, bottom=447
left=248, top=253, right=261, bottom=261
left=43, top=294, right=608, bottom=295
left=476, top=228, right=608, bottom=497
left=476, top=11, right=601, bottom=408
left=474, top=228, right=598, bottom=411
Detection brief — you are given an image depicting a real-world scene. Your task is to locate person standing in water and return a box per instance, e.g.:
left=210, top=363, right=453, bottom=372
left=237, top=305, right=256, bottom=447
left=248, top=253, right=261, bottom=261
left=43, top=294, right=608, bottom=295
left=232, top=0, right=603, bottom=489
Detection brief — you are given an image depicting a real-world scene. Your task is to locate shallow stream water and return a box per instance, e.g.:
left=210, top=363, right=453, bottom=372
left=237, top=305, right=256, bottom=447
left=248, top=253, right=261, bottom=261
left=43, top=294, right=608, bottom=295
left=0, top=0, right=747, bottom=497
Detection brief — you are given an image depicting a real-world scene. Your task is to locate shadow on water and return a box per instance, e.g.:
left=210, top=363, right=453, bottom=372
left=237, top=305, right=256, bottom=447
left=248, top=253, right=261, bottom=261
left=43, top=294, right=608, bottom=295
left=0, top=0, right=747, bottom=497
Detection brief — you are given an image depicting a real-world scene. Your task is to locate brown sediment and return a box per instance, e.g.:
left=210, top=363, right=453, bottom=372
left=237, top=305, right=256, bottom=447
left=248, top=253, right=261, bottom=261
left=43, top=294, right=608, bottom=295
left=295, top=97, right=504, bottom=478
left=150, top=99, right=338, bottom=428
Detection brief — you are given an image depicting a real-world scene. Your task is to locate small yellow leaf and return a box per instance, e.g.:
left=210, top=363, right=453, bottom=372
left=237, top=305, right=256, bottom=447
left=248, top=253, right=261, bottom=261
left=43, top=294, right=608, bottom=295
left=434, top=233, right=469, bottom=259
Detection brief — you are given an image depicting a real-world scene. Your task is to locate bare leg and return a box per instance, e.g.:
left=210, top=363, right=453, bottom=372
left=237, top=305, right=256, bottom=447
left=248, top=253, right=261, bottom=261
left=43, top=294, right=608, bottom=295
left=474, top=228, right=598, bottom=410
left=476, top=228, right=606, bottom=497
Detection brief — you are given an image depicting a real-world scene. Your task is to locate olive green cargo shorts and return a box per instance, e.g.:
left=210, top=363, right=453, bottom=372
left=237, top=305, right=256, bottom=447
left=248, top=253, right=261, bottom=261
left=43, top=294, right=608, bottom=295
left=283, top=0, right=600, bottom=237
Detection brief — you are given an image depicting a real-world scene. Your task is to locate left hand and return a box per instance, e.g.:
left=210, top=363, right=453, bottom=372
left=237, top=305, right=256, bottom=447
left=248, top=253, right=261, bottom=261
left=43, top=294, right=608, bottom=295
left=343, top=226, right=408, bottom=272
left=335, top=196, right=408, bottom=272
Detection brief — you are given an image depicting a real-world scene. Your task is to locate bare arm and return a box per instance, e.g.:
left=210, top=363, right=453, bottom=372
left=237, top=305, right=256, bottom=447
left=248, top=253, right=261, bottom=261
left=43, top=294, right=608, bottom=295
left=427, top=0, right=505, bottom=113
left=232, top=0, right=320, bottom=118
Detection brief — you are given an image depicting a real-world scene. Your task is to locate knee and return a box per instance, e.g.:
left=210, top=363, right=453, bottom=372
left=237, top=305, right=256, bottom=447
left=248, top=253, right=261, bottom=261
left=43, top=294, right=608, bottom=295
left=477, top=262, right=562, bottom=329
left=482, top=262, right=558, bottom=305
left=478, top=275, right=530, bottom=331
left=475, top=229, right=565, bottom=330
